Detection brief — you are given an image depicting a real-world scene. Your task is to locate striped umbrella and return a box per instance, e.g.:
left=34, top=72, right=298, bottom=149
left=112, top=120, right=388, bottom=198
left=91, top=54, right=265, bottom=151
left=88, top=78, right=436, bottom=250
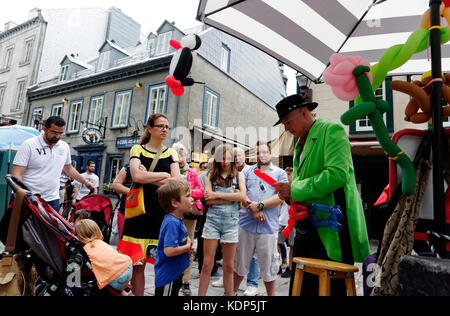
left=197, top=0, right=446, bottom=83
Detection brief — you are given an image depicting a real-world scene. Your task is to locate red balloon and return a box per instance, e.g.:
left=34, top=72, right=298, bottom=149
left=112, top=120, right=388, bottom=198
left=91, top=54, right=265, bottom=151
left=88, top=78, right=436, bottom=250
left=172, top=86, right=185, bottom=96
left=165, top=75, right=181, bottom=89
left=169, top=40, right=182, bottom=50
left=254, top=169, right=277, bottom=186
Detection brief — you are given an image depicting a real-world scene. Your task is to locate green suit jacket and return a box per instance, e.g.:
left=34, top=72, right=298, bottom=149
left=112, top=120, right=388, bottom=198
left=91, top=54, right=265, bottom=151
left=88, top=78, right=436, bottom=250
left=291, top=119, right=370, bottom=262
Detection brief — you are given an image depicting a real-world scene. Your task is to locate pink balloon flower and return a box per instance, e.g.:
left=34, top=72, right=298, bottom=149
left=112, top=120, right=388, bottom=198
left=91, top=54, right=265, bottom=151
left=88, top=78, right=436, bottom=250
left=323, top=53, right=373, bottom=101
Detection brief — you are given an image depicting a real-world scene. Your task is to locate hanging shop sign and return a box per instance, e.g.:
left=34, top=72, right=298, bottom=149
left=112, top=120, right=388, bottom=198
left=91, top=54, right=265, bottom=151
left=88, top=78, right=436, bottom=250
left=82, top=128, right=103, bottom=145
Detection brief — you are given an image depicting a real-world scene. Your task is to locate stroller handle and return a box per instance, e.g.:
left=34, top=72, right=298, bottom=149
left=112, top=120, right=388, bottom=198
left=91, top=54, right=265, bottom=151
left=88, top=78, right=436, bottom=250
left=5, top=174, right=30, bottom=193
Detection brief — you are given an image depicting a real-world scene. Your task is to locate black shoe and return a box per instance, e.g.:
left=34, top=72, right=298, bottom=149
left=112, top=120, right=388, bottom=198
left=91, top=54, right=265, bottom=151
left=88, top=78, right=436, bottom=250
left=182, top=282, right=192, bottom=296
left=278, top=266, right=283, bottom=275
left=281, top=268, right=291, bottom=278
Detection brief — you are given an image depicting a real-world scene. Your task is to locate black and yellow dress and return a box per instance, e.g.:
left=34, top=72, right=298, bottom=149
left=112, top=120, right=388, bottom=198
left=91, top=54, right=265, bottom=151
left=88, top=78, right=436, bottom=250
left=118, top=144, right=179, bottom=264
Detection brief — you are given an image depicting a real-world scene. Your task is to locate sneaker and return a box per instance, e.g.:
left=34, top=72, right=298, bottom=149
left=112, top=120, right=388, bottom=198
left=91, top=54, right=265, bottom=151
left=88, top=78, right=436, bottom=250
left=182, top=282, right=192, bottom=296
left=243, top=286, right=258, bottom=296
left=212, top=277, right=224, bottom=288
left=281, top=267, right=291, bottom=278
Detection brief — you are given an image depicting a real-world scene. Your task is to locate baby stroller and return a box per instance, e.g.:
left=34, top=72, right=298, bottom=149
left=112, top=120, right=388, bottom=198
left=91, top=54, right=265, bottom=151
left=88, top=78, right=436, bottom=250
left=70, top=195, right=117, bottom=244
left=0, top=175, right=122, bottom=296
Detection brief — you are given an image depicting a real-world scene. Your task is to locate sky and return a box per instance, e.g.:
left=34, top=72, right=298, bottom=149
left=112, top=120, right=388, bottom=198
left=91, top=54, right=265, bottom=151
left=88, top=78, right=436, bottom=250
left=0, top=0, right=298, bottom=95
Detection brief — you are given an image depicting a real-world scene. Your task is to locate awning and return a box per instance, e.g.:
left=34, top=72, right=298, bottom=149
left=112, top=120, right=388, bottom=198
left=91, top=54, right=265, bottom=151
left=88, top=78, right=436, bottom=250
left=197, top=0, right=444, bottom=83
left=247, top=130, right=295, bottom=161
left=194, top=127, right=251, bottom=150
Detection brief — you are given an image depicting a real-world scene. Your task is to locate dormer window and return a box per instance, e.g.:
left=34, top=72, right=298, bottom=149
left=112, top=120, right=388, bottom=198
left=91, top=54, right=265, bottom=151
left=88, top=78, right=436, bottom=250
left=148, top=38, right=156, bottom=56
left=155, top=31, right=172, bottom=55
left=59, top=65, right=69, bottom=81
left=97, top=50, right=111, bottom=71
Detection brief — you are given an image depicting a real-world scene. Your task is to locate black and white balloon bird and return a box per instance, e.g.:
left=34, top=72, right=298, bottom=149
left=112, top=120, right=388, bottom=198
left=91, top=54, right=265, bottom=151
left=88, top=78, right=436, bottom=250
left=165, top=34, right=202, bottom=96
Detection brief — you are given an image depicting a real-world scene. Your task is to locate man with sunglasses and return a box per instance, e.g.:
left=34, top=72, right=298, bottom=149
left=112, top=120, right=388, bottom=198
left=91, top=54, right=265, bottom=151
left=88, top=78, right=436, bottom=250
left=233, top=141, right=287, bottom=296
left=12, top=116, right=95, bottom=211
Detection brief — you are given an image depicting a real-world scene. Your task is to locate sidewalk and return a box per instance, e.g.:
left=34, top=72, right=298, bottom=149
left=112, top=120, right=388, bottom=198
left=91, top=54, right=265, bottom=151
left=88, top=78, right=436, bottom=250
left=143, top=249, right=368, bottom=296
left=143, top=256, right=292, bottom=296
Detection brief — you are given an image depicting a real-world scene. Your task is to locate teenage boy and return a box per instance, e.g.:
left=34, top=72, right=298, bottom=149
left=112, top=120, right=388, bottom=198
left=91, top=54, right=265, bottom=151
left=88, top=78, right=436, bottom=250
left=155, top=181, right=194, bottom=296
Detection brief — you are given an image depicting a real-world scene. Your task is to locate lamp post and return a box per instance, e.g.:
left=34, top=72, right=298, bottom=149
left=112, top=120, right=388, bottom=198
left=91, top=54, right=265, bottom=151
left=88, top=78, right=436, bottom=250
left=429, top=0, right=448, bottom=258
left=296, top=73, right=313, bottom=102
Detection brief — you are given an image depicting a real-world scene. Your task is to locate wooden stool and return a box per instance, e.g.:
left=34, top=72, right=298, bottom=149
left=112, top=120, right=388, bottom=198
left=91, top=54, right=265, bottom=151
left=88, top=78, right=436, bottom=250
left=292, top=257, right=359, bottom=296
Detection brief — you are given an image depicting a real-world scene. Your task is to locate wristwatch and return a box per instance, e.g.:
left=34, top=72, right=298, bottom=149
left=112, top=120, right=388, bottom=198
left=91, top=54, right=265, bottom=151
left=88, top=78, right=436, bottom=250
left=258, top=202, right=265, bottom=211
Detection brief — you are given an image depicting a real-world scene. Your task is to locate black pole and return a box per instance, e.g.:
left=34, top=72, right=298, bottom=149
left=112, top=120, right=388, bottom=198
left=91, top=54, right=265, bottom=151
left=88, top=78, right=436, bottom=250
left=429, top=0, right=447, bottom=258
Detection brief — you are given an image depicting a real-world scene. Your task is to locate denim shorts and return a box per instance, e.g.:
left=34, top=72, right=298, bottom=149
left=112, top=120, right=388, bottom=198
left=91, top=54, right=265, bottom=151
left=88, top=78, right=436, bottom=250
left=202, top=204, right=239, bottom=243
left=109, top=263, right=132, bottom=292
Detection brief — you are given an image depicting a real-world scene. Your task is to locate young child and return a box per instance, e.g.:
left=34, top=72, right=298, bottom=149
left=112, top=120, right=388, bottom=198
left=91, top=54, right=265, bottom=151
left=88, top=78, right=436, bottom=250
left=73, top=209, right=90, bottom=224
left=155, top=181, right=194, bottom=296
left=74, top=219, right=133, bottom=296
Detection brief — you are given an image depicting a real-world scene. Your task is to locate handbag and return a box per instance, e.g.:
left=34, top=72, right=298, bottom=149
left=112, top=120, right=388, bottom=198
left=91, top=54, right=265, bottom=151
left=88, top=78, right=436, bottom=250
left=125, top=145, right=165, bottom=219
left=0, top=188, right=36, bottom=296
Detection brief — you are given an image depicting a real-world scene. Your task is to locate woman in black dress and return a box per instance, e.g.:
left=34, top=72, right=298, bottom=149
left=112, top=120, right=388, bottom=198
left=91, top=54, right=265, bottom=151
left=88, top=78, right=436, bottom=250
left=118, top=113, right=180, bottom=296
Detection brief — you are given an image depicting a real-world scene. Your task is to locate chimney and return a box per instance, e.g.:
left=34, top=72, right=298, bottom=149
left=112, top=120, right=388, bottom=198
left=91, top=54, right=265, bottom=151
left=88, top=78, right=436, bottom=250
left=4, top=21, right=18, bottom=31
left=28, top=8, right=41, bottom=19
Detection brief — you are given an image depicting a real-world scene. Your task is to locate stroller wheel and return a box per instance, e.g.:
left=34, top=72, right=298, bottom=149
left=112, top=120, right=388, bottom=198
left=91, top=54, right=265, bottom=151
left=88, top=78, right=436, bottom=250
left=35, top=282, right=49, bottom=296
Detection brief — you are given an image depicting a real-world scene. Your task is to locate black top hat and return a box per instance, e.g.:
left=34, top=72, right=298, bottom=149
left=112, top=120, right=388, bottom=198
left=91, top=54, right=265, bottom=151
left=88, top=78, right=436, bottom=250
left=273, top=94, right=318, bottom=126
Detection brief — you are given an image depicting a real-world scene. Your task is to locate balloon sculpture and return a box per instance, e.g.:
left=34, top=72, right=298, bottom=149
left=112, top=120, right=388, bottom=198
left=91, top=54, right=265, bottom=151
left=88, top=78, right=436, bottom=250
left=165, top=34, right=202, bottom=96
left=253, top=169, right=309, bottom=238
left=359, top=1, right=450, bottom=102
left=391, top=71, right=450, bottom=124
left=323, top=54, right=416, bottom=195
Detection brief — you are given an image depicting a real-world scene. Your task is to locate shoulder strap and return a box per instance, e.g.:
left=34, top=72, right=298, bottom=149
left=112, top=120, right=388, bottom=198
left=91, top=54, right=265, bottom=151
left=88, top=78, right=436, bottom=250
left=5, top=188, right=27, bottom=253
left=148, top=145, right=165, bottom=172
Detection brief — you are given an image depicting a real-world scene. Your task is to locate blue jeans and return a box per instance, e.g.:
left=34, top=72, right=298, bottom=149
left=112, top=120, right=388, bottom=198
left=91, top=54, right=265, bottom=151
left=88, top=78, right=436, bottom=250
left=47, top=199, right=60, bottom=212
left=247, top=250, right=259, bottom=288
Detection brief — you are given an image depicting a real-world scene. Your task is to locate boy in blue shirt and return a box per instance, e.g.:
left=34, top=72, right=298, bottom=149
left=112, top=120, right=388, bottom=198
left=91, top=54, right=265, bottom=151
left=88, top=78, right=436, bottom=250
left=155, top=181, right=194, bottom=296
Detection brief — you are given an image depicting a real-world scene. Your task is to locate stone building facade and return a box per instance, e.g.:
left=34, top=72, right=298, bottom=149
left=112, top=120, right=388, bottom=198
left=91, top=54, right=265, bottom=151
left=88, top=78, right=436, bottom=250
left=26, top=21, right=287, bottom=192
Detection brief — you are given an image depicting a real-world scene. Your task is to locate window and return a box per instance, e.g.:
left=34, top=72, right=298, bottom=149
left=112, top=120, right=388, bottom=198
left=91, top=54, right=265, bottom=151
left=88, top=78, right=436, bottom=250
left=0, top=85, right=6, bottom=108
left=59, top=65, right=69, bottom=81
left=3, top=46, right=14, bottom=69
left=147, top=85, right=167, bottom=115
left=97, top=50, right=111, bottom=71
left=155, top=31, right=172, bottom=55
left=13, top=80, right=26, bottom=111
left=112, top=90, right=132, bottom=128
left=353, top=81, right=388, bottom=132
left=109, top=157, right=123, bottom=184
left=22, top=39, right=34, bottom=64
left=148, top=38, right=156, bottom=56
left=88, top=96, right=104, bottom=126
left=30, top=107, right=43, bottom=130
left=220, top=44, right=231, bottom=73
left=67, top=101, right=83, bottom=133
left=203, top=87, right=220, bottom=128
left=350, top=78, right=394, bottom=134
left=51, top=103, right=64, bottom=118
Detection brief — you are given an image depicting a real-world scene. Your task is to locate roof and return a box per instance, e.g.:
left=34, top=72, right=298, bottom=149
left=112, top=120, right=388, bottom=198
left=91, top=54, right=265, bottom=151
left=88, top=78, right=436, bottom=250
left=99, top=40, right=131, bottom=56
left=61, top=54, right=92, bottom=69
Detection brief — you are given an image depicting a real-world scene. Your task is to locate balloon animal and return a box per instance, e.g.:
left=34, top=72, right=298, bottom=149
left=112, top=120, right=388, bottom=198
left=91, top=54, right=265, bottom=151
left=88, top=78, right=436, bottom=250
left=391, top=71, right=450, bottom=124
left=165, top=34, right=202, bottom=96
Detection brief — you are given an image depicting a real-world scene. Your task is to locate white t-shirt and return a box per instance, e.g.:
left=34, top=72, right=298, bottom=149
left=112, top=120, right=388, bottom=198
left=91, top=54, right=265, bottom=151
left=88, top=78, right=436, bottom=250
left=74, top=172, right=99, bottom=200
left=13, top=135, right=72, bottom=202
left=279, top=202, right=289, bottom=227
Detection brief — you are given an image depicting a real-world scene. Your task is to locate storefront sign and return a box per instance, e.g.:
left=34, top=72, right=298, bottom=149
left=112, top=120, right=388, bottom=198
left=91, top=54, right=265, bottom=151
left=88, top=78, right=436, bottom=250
left=116, top=136, right=140, bottom=149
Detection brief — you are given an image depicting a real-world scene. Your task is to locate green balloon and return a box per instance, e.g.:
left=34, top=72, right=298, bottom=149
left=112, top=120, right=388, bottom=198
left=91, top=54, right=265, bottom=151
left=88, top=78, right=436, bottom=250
left=341, top=66, right=416, bottom=195
left=355, top=27, right=450, bottom=106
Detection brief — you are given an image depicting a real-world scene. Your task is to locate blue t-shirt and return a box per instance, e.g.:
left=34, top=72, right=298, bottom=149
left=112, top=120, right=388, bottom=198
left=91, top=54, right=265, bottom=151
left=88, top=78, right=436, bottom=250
left=154, top=214, right=190, bottom=288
